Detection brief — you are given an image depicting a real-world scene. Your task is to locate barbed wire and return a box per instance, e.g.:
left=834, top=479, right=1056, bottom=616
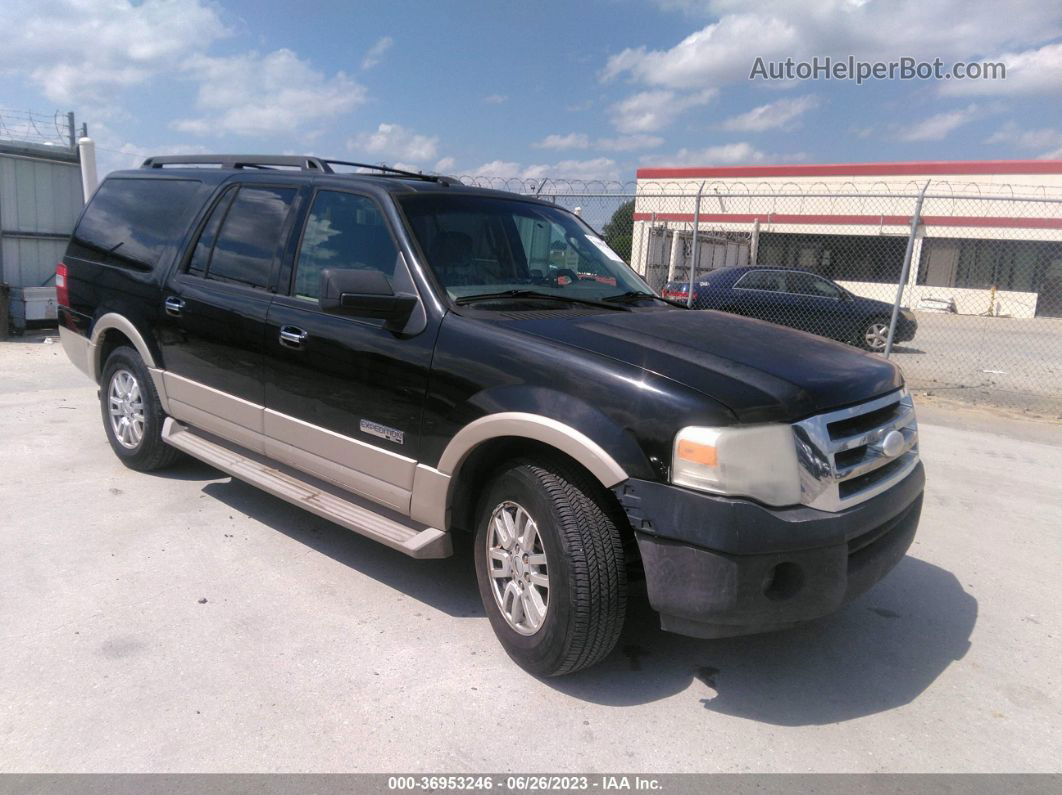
left=457, top=175, right=1062, bottom=203
left=0, top=108, right=73, bottom=148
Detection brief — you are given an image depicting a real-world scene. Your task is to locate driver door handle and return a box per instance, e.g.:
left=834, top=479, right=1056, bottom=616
left=164, top=296, right=185, bottom=317
left=279, top=325, right=308, bottom=348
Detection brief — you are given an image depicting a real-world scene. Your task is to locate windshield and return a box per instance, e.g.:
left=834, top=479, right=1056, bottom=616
left=398, top=194, right=651, bottom=303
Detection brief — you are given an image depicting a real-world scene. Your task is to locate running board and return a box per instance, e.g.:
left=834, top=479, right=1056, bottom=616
left=162, top=419, right=452, bottom=559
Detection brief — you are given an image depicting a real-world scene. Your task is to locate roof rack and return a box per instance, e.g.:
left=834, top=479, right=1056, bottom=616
left=141, top=154, right=330, bottom=171
left=140, top=154, right=455, bottom=184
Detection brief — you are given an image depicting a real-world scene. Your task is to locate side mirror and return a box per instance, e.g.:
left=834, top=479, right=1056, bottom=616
left=318, top=268, right=418, bottom=328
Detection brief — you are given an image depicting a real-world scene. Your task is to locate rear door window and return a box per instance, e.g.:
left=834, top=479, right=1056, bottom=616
left=196, top=186, right=297, bottom=290
left=734, top=270, right=786, bottom=292
left=787, top=272, right=842, bottom=298
left=69, top=178, right=202, bottom=270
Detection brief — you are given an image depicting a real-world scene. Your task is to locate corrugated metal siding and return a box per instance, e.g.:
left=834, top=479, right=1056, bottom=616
left=0, top=152, right=83, bottom=287
left=1, top=236, right=68, bottom=286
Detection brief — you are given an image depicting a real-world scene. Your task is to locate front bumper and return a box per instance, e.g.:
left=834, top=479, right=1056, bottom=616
left=615, top=462, right=924, bottom=638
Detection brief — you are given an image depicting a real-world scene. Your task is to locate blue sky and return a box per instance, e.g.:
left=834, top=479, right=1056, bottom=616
left=2, top=0, right=1061, bottom=180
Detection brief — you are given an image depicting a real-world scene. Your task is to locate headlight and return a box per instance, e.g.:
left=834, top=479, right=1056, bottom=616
left=672, top=424, right=801, bottom=506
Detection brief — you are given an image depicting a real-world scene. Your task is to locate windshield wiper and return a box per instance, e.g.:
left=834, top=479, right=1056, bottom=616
left=602, top=290, right=684, bottom=307
left=602, top=290, right=659, bottom=304
left=455, top=289, right=629, bottom=311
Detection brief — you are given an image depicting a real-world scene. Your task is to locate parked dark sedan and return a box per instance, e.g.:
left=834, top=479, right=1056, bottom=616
left=663, top=266, right=918, bottom=351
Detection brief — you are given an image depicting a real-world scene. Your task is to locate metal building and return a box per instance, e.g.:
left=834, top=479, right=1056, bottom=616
left=0, top=138, right=84, bottom=331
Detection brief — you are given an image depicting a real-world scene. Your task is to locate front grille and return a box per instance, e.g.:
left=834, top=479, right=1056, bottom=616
left=793, top=389, right=919, bottom=512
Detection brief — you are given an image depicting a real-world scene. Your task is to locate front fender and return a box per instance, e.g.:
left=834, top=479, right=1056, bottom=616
left=438, top=383, right=657, bottom=483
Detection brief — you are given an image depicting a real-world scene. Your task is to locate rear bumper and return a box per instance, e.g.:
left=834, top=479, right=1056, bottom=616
left=58, top=323, right=95, bottom=381
left=894, top=316, right=918, bottom=342
left=617, top=462, right=924, bottom=638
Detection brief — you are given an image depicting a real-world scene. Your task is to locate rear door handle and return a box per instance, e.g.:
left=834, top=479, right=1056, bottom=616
left=164, top=296, right=185, bottom=317
left=279, top=326, right=308, bottom=348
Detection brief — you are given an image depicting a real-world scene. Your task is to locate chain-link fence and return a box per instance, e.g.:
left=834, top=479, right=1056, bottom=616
left=458, top=175, right=1062, bottom=417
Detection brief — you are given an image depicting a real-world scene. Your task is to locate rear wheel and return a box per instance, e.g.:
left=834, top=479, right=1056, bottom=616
left=100, top=346, right=181, bottom=471
left=473, top=459, right=627, bottom=676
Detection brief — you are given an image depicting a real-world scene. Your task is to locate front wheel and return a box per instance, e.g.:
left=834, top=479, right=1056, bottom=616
left=861, top=318, right=891, bottom=352
left=473, top=460, right=627, bottom=676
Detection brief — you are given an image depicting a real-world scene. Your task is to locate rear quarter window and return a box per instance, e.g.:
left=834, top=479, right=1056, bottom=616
left=67, top=178, right=203, bottom=270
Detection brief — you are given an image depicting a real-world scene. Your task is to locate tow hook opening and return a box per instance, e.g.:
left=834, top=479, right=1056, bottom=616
left=763, top=561, right=804, bottom=601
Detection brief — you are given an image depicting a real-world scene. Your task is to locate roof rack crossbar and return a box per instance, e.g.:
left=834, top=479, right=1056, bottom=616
left=322, top=159, right=450, bottom=183
left=140, top=155, right=330, bottom=172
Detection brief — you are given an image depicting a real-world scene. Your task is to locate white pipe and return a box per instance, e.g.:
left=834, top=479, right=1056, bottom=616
left=77, top=137, right=98, bottom=202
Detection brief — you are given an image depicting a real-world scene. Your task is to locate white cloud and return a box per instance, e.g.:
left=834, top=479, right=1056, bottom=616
left=0, top=0, right=228, bottom=104
left=644, top=142, right=807, bottom=166
left=986, top=122, right=1062, bottom=158
left=522, top=158, right=621, bottom=182
left=361, top=36, right=394, bottom=70
left=609, top=89, right=717, bottom=133
left=941, top=42, right=1062, bottom=97
left=173, top=50, right=365, bottom=137
left=604, top=1, right=1062, bottom=95
left=348, top=122, right=440, bottom=163
left=483, top=94, right=509, bottom=104
left=534, top=132, right=665, bottom=151
left=602, top=13, right=797, bottom=88
left=534, top=132, right=591, bottom=149
left=434, top=156, right=457, bottom=172
left=471, top=160, right=524, bottom=177
left=898, top=104, right=980, bottom=141
left=596, top=134, right=665, bottom=151
left=719, top=95, right=820, bottom=132
left=469, top=158, right=621, bottom=182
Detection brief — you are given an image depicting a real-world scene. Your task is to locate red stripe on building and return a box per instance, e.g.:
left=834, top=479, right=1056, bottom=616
left=631, top=212, right=1062, bottom=230
left=635, top=160, right=1062, bottom=180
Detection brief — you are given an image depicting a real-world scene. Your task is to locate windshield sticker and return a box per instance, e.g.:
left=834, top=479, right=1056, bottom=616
left=587, top=236, right=625, bottom=263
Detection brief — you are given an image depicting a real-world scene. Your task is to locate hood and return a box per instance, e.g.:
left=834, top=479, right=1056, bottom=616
left=499, top=307, right=903, bottom=423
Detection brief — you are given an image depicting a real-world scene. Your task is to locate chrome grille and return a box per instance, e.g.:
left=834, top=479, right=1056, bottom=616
left=793, top=389, right=919, bottom=512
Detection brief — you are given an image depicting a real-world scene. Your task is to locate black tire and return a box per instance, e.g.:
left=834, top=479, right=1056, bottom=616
left=473, top=459, right=627, bottom=676
left=99, top=346, right=181, bottom=471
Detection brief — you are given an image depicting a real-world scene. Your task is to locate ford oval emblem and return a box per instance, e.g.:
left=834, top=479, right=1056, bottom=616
left=881, top=430, right=905, bottom=458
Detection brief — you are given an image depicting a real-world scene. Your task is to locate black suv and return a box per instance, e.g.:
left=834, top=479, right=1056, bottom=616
left=56, top=155, right=924, bottom=676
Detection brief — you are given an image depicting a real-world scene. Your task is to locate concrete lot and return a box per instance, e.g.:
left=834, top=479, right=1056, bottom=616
left=892, top=313, right=1062, bottom=416
left=1, top=332, right=1060, bottom=773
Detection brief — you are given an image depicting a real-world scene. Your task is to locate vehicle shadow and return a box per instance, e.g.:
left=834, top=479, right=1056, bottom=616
left=199, top=476, right=975, bottom=725
left=889, top=345, right=925, bottom=355
left=549, top=555, right=976, bottom=724
left=201, top=478, right=484, bottom=620
left=142, top=456, right=227, bottom=482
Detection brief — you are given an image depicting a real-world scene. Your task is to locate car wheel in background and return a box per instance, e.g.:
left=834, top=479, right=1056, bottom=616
left=861, top=319, right=891, bottom=352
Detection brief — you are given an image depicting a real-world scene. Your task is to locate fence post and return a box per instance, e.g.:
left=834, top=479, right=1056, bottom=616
left=686, top=182, right=706, bottom=308
left=884, top=181, right=929, bottom=357
left=643, top=211, right=656, bottom=280
left=667, top=225, right=682, bottom=284
left=750, top=218, right=760, bottom=265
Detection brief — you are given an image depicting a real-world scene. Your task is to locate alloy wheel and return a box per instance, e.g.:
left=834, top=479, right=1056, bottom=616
left=864, top=322, right=890, bottom=351
left=108, top=368, right=145, bottom=449
left=485, top=500, right=550, bottom=636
